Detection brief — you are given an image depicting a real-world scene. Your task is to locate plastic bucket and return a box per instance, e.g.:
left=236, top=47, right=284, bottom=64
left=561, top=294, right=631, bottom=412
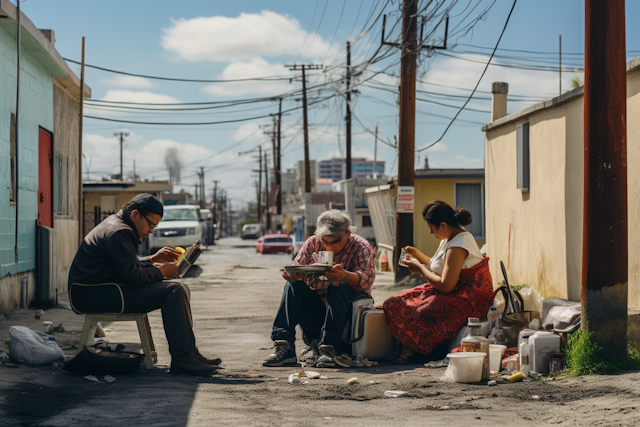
left=447, top=353, right=486, bottom=383
left=489, top=345, right=507, bottom=372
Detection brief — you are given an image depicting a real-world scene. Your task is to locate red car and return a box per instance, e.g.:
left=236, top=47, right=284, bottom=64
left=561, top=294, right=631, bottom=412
left=256, top=234, right=293, bottom=254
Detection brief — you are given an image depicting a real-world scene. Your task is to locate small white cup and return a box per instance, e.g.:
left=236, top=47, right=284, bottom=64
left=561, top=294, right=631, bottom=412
left=318, top=251, right=334, bottom=265
left=398, top=248, right=409, bottom=267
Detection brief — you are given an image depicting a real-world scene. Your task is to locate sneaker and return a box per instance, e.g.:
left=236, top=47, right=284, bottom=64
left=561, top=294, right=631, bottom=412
left=263, top=340, right=297, bottom=367
left=192, top=347, right=222, bottom=366
left=316, top=344, right=337, bottom=368
left=299, top=342, right=320, bottom=367
left=170, top=350, right=220, bottom=376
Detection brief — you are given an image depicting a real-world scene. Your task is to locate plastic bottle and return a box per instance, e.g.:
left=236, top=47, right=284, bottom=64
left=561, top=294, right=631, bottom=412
left=519, top=340, right=530, bottom=376
left=487, top=306, right=499, bottom=327
left=461, top=317, right=491, bottom=380
left=491, top=317, right=506, bottom=346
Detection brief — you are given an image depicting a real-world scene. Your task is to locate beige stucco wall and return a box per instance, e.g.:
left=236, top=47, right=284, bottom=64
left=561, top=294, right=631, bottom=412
left=627, top=69, right=640, bottom=308
left=53, top=82, right=81, bottom=295
left=485, top=63, right=640, bottom=308
left=414, top=177, right=486, bottom=259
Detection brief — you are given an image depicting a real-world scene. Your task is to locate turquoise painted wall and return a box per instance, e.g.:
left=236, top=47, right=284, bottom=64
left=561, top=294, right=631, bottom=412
left=0, top=25, right=54, bottom=277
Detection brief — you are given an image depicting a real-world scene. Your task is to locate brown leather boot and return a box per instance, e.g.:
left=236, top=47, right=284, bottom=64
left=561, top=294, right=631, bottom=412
left=192, top=347, right=222, bottom=365
left=170, top=350, right=219, bottom=375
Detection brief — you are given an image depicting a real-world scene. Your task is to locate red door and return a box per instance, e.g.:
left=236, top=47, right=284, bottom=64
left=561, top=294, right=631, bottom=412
left=38, top=128, right=53, bottom=227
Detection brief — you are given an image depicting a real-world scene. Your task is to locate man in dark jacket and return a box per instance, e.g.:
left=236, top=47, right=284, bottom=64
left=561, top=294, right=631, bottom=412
left=69, top=193, right=220, bottom=375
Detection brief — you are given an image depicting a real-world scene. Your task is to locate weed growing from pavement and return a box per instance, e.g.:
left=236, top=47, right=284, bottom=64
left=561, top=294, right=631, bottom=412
left=49, top=323, right=65, bottom=333
left=564, top=329, right=640, bottom=376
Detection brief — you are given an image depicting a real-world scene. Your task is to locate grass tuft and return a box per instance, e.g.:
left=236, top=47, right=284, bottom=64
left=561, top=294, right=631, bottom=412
left=564, top=329, right=640, bottom=376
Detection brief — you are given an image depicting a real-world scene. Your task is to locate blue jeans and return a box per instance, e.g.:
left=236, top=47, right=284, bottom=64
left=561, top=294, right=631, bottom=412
left=271, top=281, right=367, bottom=355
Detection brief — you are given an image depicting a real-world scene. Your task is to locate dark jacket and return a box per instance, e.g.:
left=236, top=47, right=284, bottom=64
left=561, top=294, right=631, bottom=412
left=68, top=211, right=162, bottom=290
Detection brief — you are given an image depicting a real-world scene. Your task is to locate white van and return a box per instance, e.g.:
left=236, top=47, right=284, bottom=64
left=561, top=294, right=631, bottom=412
left=241, top=224, right=261, bottom=240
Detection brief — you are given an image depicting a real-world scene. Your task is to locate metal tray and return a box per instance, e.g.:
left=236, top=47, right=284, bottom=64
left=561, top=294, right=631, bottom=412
left=283, top=264, right=332, bottom=275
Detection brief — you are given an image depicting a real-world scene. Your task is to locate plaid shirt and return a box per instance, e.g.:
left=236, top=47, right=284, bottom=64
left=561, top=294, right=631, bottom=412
left=283, top=233, right=376, bottom=303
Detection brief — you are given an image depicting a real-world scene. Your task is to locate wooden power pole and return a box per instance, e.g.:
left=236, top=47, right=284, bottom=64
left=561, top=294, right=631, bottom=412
left=346, top=41, right=352, bottom=179
left=257, top=145, right=262, bottom=232
left=276, top=98, right=283, bottom=216
left=394, top=0, right=418, bottom=282
left=264, top=151, right=271, bottom=232
left=582, top=0, right=628, bottom=361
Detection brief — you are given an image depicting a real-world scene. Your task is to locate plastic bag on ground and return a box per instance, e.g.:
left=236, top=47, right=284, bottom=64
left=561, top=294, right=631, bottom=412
left=9, top=326, right=65, bottom=365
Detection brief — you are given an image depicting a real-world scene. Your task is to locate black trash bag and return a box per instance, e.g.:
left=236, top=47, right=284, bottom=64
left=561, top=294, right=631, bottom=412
left=64, top=343, right=144, bottom=375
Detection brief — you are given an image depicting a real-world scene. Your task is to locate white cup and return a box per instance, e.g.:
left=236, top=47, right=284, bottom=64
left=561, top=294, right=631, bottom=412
left=318, top=251, right=334, bottom=265
left=398, top=248, right=409, bottom=267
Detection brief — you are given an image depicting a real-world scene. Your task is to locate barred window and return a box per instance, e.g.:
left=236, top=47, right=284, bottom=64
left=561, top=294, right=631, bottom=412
left=54, top=153, right=69, bottom=216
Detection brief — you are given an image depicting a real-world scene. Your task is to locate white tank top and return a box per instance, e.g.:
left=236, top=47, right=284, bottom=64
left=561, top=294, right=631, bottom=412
left=427, top=230, right=484, bottom=277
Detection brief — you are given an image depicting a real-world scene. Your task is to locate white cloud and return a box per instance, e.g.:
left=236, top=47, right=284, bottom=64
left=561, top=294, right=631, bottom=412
left=203, top=58, right=291, bottom=97
left=425, top=54, right=580, bottom=106
left=101, top=90, right=181, bottom=104
left=161, top=11, right=335, bottom=62
left=100, top=75, right=156, bottom=89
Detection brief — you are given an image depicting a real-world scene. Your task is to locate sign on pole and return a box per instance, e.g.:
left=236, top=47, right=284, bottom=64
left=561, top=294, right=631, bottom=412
left=396, top=186, right=415, bottom=213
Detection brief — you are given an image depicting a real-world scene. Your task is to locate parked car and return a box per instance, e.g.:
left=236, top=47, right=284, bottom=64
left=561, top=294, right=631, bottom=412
left=255, top=234, right=293, bottom=254
left=241, top=223, right=261, bottom=240
left=147, top=205, right=204, bottom=251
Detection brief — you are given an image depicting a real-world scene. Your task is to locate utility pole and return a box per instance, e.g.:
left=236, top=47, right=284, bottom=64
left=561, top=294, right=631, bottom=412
left=258, top=146, right=262, bottom=232
left=212, top=180, right=218, bottom=243
left=286, top=64, right=323, bottom=193
left=114, top=132, right=129, bottom=180
left=373, top=122, right=379, bottom=179
left=346, top=41, right=352, bottom=179
left=395, top=0, right=418, bottom=282
left=133, top=160, right=136, bottom=182
left=559, top=35, right=562, bottom=95
left=77, top=36, right=85, bottom=246
left=582, top=0, right=628, bottom=362
left=276, top=98, right=282, bottom=216
left=264, top=151, right=271, bottom=232
left=381, top=1, right=448, bottom=283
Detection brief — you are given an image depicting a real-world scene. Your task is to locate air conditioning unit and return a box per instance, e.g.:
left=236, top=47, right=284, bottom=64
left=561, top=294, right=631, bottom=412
left=35, top=224, right=58, bottom=308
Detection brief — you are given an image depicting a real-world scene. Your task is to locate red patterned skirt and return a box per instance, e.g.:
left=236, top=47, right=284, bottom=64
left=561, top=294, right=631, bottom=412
left=383, top=257, right=494, bottom=355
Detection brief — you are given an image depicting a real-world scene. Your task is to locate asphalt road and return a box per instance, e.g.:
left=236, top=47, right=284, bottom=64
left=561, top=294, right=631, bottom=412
left=1, top=237, right=640, bottom=426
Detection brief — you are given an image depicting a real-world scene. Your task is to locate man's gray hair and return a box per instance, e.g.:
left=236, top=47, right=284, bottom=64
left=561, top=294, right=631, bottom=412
left=315, top=210, right=351, bottom=237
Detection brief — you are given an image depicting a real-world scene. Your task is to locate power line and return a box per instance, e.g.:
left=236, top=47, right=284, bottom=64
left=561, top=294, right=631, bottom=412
left=418, top=0, right=518, bottom=153
left=64, top=58, right=297, bottom=83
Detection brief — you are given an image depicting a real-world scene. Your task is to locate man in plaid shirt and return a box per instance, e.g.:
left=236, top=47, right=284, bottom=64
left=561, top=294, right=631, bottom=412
left=263, top=210, right=375, bottom=368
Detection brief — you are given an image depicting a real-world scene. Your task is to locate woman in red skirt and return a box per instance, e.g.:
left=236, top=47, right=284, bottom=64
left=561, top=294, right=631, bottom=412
left=383, top=200, right=494, bottom=361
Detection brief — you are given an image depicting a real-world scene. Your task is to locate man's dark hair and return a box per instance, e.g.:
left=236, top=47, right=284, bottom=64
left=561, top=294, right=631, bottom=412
left=122, top=201, right=151, bottom=218
left=121, top=193, right=164, bottom=218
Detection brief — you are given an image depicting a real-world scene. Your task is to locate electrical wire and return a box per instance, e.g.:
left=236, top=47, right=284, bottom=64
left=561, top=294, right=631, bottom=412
left=418, top=0, right=518, bottom=152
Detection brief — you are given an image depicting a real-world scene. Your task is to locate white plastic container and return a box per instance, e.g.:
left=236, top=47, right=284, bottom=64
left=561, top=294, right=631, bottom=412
left=487, top=306, right=499, bottom=327
left=519, top=340, right=530, bottom=376
left=489, top=344, right=507, bottom=372
left=447, top=353, right=486, bottom=383
left=528, top=331, right=561, bottom=374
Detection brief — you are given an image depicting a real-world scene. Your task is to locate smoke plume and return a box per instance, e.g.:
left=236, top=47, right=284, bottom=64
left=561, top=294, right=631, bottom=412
left=164, top=147, right=182, bottom=184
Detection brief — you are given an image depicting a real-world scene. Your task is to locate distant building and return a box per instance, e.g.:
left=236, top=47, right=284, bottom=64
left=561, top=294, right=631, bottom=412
left=318, top=158, right=385, bottom=181
left=82, top=181, right=173, bottom=236
left=297, top=160, right=317, bottom=191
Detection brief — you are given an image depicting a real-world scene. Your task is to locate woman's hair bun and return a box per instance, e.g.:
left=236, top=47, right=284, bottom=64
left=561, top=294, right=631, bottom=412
left=454, top=207, right=472, bottom=226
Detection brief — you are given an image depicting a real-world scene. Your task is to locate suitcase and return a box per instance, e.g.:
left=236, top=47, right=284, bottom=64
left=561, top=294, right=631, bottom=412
left=350, top=305, right=397, bottom=361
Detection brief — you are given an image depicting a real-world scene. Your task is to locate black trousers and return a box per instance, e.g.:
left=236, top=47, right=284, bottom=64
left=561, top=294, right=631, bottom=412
left=271, top=281, right=367, bottom=355
left=70, top=282, right=196, bottom=356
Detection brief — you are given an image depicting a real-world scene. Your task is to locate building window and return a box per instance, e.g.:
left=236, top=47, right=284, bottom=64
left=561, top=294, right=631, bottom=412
left=454, top=182, right=485, bottom=239
left=10, top=113, right=16, bottom=203
left=362, top=215, right=372, bottom=228
left=53, top=153, right=69, bottom=216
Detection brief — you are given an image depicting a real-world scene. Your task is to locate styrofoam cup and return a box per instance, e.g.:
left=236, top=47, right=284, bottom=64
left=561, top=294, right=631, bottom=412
left=489, top=344, right=507, bottom=372
left=447, top=353, right=486, bottom=383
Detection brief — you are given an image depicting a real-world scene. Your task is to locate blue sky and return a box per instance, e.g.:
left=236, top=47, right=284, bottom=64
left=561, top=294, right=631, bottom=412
left=17, top=0, right=640, bottom=206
